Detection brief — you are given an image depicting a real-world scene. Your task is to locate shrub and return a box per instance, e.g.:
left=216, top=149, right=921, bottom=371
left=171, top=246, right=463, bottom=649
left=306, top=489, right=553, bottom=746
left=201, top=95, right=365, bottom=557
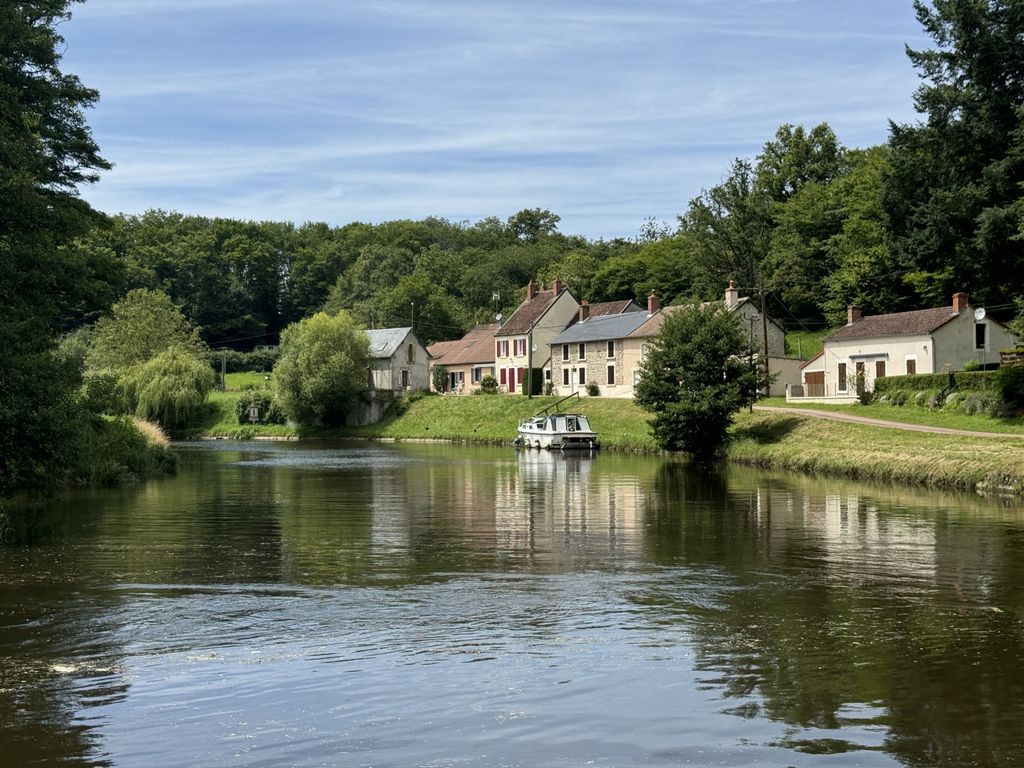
left=274, top=311, right=369, bottom=426
left=943, top=391, right=963, bottom=410
left=432, top=365, right=450, bottom=393
left=121, top=346, right=217, bottom=431
left=544, top=382, right=554, bottom=396
left=888, top=390, right=908, bottom=406
left=962, top=358, right=982, bottom=372
left=479, top=374, right=498, bottom=394
left=74, top=416, right=176, bottom=485
left=235, top=388, right=286, bottom=425
left=996, top=364, right=1024, bottom=412
left=586, top=381, right=600, bottom=396
left=961, top=392, right=996, bottom=416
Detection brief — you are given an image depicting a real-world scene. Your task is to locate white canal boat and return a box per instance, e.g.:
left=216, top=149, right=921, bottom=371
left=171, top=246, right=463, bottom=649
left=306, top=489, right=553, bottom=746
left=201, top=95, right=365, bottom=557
left=515, top=396, right=599, bottom=450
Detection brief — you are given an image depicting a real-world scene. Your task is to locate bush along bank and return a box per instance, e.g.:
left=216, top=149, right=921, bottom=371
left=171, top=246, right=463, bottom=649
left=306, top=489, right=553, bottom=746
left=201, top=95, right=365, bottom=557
left=73, top=416, right=177, bottom=486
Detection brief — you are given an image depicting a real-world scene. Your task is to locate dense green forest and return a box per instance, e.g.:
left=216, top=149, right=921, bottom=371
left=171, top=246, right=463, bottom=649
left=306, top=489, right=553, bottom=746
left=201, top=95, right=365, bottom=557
left=4, top=0, right=1024, bottom=496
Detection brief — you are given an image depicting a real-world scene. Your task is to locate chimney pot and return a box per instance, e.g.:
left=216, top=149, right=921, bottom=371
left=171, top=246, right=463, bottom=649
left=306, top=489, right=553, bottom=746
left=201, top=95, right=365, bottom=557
left=953, top=292, right=969, bottom=312
left=847, top=305, right=862, bottom=325
left=647, top=291, right=660, bottom=316
left=725, top=280, right=739, bottom=310
left=579, top=300, right=590, bottom=322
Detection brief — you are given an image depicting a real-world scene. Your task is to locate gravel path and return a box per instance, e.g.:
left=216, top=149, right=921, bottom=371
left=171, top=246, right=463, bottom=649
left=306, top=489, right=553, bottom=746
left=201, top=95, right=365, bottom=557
left=752, top=405, right=1024, bottom=439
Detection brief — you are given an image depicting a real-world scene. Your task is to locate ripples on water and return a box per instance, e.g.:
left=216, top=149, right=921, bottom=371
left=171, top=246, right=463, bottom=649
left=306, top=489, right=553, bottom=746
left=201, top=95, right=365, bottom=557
left=1, top=441, right=1023, bottom=767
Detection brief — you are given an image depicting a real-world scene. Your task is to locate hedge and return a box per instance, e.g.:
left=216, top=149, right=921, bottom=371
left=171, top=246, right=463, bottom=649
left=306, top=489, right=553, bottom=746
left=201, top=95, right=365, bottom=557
left=874, top=370, right=996, bottom=394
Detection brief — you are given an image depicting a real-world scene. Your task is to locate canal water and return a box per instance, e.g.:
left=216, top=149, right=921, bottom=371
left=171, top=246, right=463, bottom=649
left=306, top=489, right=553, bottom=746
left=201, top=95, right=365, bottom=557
left=1, top=441, right=1023, bottom=767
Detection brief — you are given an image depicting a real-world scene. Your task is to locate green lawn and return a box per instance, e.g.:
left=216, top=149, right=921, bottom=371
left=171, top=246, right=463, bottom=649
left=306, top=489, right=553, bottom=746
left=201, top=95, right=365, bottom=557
left=784, top=329, right=828, bottom=360
left=758, top=396, right=1024, bottom=435
left=223, top=371, right=273, bottom=390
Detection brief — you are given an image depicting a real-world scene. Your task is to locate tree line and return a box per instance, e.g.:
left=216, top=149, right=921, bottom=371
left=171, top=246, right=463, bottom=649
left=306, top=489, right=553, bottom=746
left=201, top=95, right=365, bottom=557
left=4, top=0, right=1024, bottom=495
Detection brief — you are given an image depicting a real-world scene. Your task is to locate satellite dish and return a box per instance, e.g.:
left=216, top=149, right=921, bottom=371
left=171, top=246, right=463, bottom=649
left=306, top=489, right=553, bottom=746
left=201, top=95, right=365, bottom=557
left=495, top=313, right=503, bottom=322
left=532, top=344, right=537, bottom=352
left=974, top=307, right=987, bottom=322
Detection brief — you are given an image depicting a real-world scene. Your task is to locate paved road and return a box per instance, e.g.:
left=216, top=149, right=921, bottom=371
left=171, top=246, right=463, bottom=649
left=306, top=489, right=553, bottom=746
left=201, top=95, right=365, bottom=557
left=752, top=405, right=1024, bottom=439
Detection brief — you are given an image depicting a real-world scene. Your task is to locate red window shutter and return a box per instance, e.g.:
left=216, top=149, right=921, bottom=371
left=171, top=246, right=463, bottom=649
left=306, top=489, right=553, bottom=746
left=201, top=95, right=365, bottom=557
left=500, top=368, right=507, bottom=385
left=517, top=367, right=523, bottom=383
left=496, top=340, right=501, bottom=358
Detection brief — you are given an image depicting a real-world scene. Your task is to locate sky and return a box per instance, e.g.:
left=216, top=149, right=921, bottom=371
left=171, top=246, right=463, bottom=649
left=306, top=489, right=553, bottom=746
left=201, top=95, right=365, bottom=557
left=60, top=0, right=932, bottom=240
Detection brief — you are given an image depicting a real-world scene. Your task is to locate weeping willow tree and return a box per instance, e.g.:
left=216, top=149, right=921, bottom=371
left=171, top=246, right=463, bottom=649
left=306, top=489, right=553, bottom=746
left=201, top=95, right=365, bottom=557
left=122, top=346, right=216, bottom=430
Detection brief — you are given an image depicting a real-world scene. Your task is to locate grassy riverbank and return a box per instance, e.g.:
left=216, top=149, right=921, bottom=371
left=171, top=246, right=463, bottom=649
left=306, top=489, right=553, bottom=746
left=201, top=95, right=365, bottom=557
left=729, top=411, right=1024, bottom=494
left=196, top=387, right=1024, bottom=494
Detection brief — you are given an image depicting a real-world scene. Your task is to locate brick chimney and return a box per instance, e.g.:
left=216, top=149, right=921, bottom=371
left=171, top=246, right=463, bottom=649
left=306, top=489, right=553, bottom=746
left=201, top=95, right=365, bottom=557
left=847, top=305, right=862, bottom=325
left=647, top=291, right=659, bottom=316
left=552, top=276, right=562, bottom=295
left=526, top=279, right=536, bottom=300
left=953, top=292, right=969, bottom=312
left=579, top=300, right=590, bottom=322
left=725, top=280, right=739, bottom=310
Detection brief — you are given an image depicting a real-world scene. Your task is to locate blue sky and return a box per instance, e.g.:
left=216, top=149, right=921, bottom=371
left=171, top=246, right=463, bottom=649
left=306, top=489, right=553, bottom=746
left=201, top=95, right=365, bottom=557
left=61, top=0, right=931, bottom=240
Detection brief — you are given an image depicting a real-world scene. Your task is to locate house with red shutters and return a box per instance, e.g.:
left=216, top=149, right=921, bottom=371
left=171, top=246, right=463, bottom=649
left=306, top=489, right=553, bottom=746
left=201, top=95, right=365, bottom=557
left=493, top=278, right=579, bottom=393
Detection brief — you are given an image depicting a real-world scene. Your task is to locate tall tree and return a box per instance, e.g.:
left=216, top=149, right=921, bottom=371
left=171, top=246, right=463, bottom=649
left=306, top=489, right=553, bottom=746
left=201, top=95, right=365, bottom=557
left=883, top=0, right=1024, bottom=306
left=0, top=0, right=112, bottom=495
left=634, top=305, right=760, bottom=458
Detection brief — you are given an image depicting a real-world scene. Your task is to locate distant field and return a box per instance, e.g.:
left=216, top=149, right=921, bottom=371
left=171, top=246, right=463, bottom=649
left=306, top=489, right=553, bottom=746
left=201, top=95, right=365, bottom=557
left=784, top=329, right=828, bottom=360
left=223, top=371, right=273, bottom=390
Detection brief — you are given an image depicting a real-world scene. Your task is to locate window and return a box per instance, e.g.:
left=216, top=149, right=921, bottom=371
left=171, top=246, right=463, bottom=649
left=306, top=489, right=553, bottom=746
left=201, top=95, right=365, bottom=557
left=407, top=343, right=414, bottom=363
left=401, top=369, right=410, bottom=388
left=578, top=368, right=586, bottom=385
left=633, top=369, right=641, bottom=386
left=607, top=340, right=615, bottom=358
left=496, top=340, right=509, bottom=358
left=976, top=323, right=986, bottom=350
left=563, top=368, right=570, bottom=386
left=514, top=338, right=526, bottom=357
left=544, top=368, right=551, bottom=381
left=837, top=362, right=847, bottom=392
left=578, top=343, right=586, bottom=360
left=855, top=362, right=865, bottom=393
left=606, top=365, right=615, bottom=385
left=906, top=357, right=917, bottom=376
left=562, top=344, right=569, bottom=361
left=875, top=360, right=886, bottom=380
left=472, top=367, right=482, bottom=384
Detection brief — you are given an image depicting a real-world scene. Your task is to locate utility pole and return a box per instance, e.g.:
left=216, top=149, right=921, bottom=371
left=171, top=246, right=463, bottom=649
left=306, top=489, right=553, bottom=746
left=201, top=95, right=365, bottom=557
left=410, top=301, right=415, bottom=330
left=526, top=331, right=533, bottom=400
left=759, top=272, right=770, bottom=397
left=220, top=348, right=227, bottom=392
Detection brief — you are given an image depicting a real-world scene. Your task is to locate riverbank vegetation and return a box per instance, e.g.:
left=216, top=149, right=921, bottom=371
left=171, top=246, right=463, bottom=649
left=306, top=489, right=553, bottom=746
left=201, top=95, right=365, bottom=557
left=7, top=1, right=1024, bottom=499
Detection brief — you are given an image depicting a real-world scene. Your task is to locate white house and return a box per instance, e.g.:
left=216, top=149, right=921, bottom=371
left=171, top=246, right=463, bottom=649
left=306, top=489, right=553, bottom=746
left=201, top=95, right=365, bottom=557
left=795, top=292, right=1018, bottom=402
left=366, top=327, right=429, bottom=393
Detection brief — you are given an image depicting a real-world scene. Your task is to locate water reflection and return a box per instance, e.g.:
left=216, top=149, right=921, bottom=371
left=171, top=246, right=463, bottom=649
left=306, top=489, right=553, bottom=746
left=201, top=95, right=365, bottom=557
left=1, top=441, right=1022, bottom=767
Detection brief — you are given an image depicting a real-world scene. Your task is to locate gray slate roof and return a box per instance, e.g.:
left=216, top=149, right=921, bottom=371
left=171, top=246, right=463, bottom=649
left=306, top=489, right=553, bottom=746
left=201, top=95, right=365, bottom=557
left=366, top=327, right=412, bottom=358
left=551, top=311, right=651, bottom=345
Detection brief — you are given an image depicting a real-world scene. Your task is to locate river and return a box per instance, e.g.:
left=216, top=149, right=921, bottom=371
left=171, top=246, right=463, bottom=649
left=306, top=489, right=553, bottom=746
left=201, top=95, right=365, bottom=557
left=1, top=441, right=1022, bottom=767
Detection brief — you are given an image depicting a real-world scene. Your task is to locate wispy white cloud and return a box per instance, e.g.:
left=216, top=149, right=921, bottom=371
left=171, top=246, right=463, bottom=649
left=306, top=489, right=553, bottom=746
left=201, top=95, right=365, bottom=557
left=66, top=0, right=929, bottom=238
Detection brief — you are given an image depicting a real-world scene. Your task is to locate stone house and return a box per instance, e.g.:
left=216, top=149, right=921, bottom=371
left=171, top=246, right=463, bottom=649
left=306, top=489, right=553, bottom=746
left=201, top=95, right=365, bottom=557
left=548, top=300, right=647, bottom=397
left=366, top=327, right=429, bottom=393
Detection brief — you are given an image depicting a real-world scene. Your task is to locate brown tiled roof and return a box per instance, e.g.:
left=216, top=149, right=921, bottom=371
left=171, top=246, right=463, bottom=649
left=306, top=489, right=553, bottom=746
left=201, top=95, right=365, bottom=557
left=825, top=307, right=958, bottom=342
left=589, top=300, right=639, bottom=317
left=627, top=306, right=678, bottom=338
left=429, top=324, right=499, bottom=366
left=426, top=339, right=458, bottom=359
left=495, top=288, right=568, bottom=336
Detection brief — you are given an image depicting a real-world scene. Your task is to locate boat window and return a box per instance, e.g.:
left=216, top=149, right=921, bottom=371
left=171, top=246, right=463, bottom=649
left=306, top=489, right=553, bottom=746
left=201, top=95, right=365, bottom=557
left=567, top=417, right=577, bottom=431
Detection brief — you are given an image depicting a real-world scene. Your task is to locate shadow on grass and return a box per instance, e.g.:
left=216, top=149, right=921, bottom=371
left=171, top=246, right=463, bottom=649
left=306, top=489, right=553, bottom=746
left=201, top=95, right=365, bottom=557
left=732, top=416, right=802, bottom=444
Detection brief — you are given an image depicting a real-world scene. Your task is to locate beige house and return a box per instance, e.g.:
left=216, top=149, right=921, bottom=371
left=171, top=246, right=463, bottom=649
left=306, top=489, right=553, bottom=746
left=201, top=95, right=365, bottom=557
left=494, top=279, right=579, bottom=394
left=622, top=283, right=791, bottom=398
left=794, top=292, right=1019, bottom=402
left=549, top=300, right=647, bottom=397
left=366, top=327, right=429, bottom=393
left=426, top=324, right=498, bottom=393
